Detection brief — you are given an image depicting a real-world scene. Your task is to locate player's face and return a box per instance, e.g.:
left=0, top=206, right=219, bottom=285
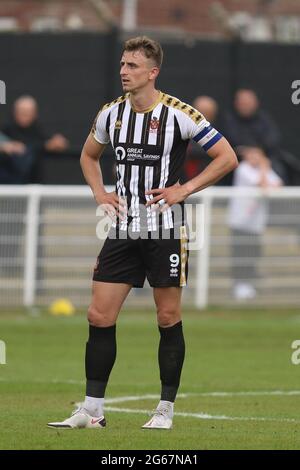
left=120, top=50, right=158, bottom=93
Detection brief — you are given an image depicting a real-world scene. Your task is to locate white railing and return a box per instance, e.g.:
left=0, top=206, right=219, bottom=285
left=0, top=185, right=300, bottom=309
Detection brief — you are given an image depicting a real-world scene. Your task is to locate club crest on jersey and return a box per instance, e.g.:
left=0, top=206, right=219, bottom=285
left=149, top=117, right=159, bottom=132
left=115, top=120, right=122, bottom=130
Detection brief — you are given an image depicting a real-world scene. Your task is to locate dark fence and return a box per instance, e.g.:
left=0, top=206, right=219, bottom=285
left=0, top=33, right=299, bottom=184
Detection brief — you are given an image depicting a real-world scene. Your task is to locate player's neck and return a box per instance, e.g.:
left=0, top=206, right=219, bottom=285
left=129, top=88, right=160, bottom=113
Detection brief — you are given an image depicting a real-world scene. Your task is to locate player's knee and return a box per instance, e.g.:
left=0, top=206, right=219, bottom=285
left=157, top=308, right=181, bottom=327
left=87, top=305, right=114, bottom=327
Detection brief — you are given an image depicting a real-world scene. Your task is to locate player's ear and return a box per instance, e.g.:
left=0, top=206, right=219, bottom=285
left=149, top=67, right=160, bottom=81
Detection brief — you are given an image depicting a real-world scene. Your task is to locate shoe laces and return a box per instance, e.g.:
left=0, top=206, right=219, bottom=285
left=151, top=407, right=171, bottom=418
left=71, top=404, right=88, bottom=417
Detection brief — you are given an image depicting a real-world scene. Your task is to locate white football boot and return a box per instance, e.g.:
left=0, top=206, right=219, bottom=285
left=47, top=404, right=106, bottom=429
left=142, top=404, right=173, bottom=429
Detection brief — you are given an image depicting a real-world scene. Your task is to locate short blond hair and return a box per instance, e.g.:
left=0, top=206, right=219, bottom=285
left=123, top=36, right=163, bottom=68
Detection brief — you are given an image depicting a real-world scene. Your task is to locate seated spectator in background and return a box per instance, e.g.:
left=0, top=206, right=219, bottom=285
left=3, top=95, right=69, bottom=152
left=227, top=146, right=283, bottom=301
left=184, top=96, right=232, bottom=184
left=0, top=131, right=33, bottom=184
left=2, top=95, right=69, bottom=182
left=223, top=89, right=289, bottom=181
left=193, top=95, right=218, bottom=123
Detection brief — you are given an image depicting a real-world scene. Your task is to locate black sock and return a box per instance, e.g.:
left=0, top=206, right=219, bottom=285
left=85, top=324, right=116, bottom=398
left=158, top=321, right=185, bottom=402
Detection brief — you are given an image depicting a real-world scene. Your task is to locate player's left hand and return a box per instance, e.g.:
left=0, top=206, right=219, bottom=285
left=145, top=182, right=189, bottom=211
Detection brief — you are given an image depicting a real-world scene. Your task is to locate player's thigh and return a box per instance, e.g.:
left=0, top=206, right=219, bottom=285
left=153, top=287, right=182, bottom=327
left=93, top=237, right=146, bottom=287
left=88, top=281, right=132, bottom=326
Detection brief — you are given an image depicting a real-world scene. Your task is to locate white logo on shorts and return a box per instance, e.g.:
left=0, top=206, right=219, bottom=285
left=169, top=254, right=179, bottom=277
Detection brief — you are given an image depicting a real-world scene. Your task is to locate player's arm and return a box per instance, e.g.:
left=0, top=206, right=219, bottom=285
left=80, top=134, right=126, bottom=218
left=182, top=136, right=238, bottom=196
left=80, top=133, right=106, bottom=202
left=146, top=136, right=237, bottom=207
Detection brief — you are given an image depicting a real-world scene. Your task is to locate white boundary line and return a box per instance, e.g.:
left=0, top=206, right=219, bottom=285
left=104, top=391, right=300, bottom=402
left=105, top=406, right=299, bottom=423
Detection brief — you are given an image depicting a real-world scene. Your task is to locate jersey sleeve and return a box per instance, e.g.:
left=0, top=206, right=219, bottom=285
left=91, top=107, right=110, bottom=144
left=191, top=119, right=223, bottom=151
left=175, top=107, right=223, bottom=151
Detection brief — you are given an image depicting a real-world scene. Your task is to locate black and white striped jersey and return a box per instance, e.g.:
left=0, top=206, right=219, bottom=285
left=91, top=91, right=223, bottom=232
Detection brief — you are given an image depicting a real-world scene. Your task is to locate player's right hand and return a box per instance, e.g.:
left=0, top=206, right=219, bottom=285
left=96, top=191, right=127, bottom=221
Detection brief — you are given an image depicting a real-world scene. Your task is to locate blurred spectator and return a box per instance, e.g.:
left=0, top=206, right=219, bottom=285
left=1, top=95, right=69, bottom=182
left=227, top=146, right=283, bottom=300
left=4, top=95, right=69, bottom=152
left=0, top=131, right=33, bottom=184
left=193, top=95, right=218, bottom=123
left=224, top=89, right=280, bottom=151
left=222, top=88, right=290, bottom=182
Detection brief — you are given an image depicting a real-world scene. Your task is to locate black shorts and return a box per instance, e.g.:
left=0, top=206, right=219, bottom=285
left=93, top=226, right=189, bottom=288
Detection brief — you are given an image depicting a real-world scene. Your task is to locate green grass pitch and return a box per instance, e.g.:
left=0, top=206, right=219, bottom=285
left=1, top=308, right=300, bottom=450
